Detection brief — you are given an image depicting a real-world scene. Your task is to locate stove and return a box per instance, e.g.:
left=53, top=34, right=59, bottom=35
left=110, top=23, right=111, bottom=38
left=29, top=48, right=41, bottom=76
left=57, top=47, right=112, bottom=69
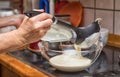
left=8, top=46, right=120, bottom=77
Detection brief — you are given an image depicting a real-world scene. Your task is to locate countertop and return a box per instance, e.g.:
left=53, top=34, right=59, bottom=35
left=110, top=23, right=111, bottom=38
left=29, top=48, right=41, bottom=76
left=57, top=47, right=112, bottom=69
left=0, top=33, right=120, bottom=77
left=107, top=34, right=120, bottom=48
left=0, top=53, right=49, bottom=77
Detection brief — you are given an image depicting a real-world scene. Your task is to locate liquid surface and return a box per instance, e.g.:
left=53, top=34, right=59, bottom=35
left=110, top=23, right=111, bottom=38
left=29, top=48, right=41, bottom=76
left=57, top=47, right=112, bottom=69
left=41, top=24, right=73, bottom=42
left=50, top=44, right=92, bottom=71
left=50, top=54, right=91, bottom=67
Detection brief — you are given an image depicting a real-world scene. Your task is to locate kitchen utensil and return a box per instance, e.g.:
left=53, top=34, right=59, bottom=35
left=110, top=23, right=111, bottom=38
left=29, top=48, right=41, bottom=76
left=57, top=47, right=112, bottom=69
left=40, top=32, right=104, bottom=72
left=57, top=1, right=83, bottom=27
left=39, top=26, right=110, bottom=72
left=24, top=10, right=100, bottom=44
left=55, top=0, right=68, bottom=14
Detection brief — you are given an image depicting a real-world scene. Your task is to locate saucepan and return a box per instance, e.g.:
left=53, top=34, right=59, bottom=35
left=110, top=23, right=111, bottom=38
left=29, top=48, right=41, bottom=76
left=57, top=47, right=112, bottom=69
left=41, top=18, right=101, bottom=44
left=40, top=19, right=101, bottom=53
left=24, top=10, right=100, bottom=44
left=25, top=10, right=101, bottom=52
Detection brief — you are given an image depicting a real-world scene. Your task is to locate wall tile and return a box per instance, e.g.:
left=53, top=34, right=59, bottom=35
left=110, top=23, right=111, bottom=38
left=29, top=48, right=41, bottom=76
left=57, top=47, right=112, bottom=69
left=79, top=0, right=94, bottom=8
left=96, top=0, right=114, bottom=9
left=114, top=49, right=120, bottom=71
left=96, top=10, right=113, bottom=33
left=103, top=46, right=114, bottom=71
left=115, top=0, right=120, bottom=10
left=81, top=8, right=95, bottom=27
left=115, top=11, right=120, bottom=35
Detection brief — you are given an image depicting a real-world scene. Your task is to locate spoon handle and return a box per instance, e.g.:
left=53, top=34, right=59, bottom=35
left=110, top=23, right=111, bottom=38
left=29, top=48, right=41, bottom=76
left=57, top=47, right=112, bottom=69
left=24, top=10, right=56, bottom=22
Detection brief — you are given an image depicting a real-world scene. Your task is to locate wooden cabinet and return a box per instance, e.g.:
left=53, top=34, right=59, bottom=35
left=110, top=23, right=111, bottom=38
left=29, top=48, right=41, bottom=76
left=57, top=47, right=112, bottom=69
left=0, top=53, right=48, bottom=77
left=0, top=64, right=20, bottom=77
left=0, top=34, right=119, bottom=77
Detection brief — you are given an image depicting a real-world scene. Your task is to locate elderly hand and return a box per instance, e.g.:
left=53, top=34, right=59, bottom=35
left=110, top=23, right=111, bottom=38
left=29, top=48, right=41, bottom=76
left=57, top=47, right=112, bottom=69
left=0, top=10, right=53, bottom=52
left=15, top=12, right=53, bottom=45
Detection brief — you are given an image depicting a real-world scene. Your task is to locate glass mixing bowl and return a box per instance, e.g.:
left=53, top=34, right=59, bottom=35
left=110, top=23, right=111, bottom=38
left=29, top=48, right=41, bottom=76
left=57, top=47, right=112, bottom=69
left=39, top=28, right=109, bottom=72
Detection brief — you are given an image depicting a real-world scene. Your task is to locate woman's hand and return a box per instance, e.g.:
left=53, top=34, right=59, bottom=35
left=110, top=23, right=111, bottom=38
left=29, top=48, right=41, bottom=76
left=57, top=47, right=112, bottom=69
left=15, top=12, right=53, bottom=45
left=0, top=10, right=53, bottom=52
left=13, top=9, right=44, bottom=28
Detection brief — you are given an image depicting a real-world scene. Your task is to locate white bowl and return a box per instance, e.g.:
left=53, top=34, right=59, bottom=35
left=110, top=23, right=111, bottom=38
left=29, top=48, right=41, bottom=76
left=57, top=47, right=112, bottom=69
left=49, top=54, right=92, bottom=72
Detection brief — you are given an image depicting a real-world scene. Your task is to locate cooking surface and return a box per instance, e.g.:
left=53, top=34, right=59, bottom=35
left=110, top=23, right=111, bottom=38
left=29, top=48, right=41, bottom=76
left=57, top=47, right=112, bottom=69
left=8, top=46, right=120, bottom=77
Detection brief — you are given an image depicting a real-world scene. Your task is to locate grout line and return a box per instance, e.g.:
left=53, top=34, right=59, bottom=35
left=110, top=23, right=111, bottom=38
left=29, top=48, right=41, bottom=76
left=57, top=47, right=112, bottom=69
left=83, top=7, right=120, bottom=12
left=94, top=0, right=96, bottom=20
left=111, top=0, right=115, bottom=72
left=113, top=0, right=115, bottom=34
left=112, top=47, right=115, bottom=71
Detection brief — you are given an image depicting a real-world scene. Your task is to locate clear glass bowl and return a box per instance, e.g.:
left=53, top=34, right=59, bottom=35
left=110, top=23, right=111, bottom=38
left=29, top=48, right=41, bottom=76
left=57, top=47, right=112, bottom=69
left=39, top=28, right=109, bottom=72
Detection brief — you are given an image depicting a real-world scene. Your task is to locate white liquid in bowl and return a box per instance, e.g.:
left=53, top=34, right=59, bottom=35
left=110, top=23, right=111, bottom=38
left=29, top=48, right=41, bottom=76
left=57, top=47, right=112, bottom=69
left=41, top=24, right=73, bottom=42
left=49, top=54, right=92, bottom=72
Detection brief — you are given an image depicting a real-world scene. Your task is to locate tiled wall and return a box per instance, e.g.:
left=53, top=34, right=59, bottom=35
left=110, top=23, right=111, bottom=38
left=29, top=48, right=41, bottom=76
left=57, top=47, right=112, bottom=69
left=78, top=0, right=120, bottom=35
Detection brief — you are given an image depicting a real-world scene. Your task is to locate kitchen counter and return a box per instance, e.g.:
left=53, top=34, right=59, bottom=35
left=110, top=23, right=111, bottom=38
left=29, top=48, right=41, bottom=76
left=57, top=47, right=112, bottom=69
left=0, top=33, right=120, bottom=77
left=0, top=53, right=49, bottom=77
left=107, top=34, right=120, bottom=48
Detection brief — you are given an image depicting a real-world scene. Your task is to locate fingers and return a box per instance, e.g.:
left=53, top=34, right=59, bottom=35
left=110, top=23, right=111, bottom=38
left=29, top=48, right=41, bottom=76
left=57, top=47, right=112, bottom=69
left=37, top=19, right=52, bottom=38
left=39, top=29, right=47, bottom=37
left=20, top=15, right=29, bottom=26
left=32, top=9, right=52, bottom=21
left=17, top=11, right=53, bottom=43
left=33, top=9, right=44, bottom=12
left=31, top=13, right=53, bottom=22
left=35, top=18, right=53, bottom=29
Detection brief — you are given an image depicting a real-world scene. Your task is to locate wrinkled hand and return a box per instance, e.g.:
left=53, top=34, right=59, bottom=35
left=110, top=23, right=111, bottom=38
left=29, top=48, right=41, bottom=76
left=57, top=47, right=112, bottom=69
left=13, top=9, right=44, bottom=28
left=15, top=12, right=53, bottom=45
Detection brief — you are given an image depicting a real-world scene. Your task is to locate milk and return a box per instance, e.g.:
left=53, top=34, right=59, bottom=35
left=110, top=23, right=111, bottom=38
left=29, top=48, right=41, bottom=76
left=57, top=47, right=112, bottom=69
left=41, top=24, right=73, bottom=42
left=49, top=54, right=92, bottom=72
left=50, top=54, right=91, bottom=66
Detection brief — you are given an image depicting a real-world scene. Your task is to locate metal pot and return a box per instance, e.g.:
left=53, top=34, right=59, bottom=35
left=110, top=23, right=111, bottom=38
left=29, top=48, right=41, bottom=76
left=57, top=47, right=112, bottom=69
left=41, top=41, right=73, bottom=51
left=24, top=10, right=101, bottom=44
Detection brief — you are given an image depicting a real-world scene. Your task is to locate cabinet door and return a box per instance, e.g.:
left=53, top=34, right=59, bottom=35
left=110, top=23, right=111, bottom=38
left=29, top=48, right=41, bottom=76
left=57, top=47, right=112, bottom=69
left=0, top=65, right=20, bottom=77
